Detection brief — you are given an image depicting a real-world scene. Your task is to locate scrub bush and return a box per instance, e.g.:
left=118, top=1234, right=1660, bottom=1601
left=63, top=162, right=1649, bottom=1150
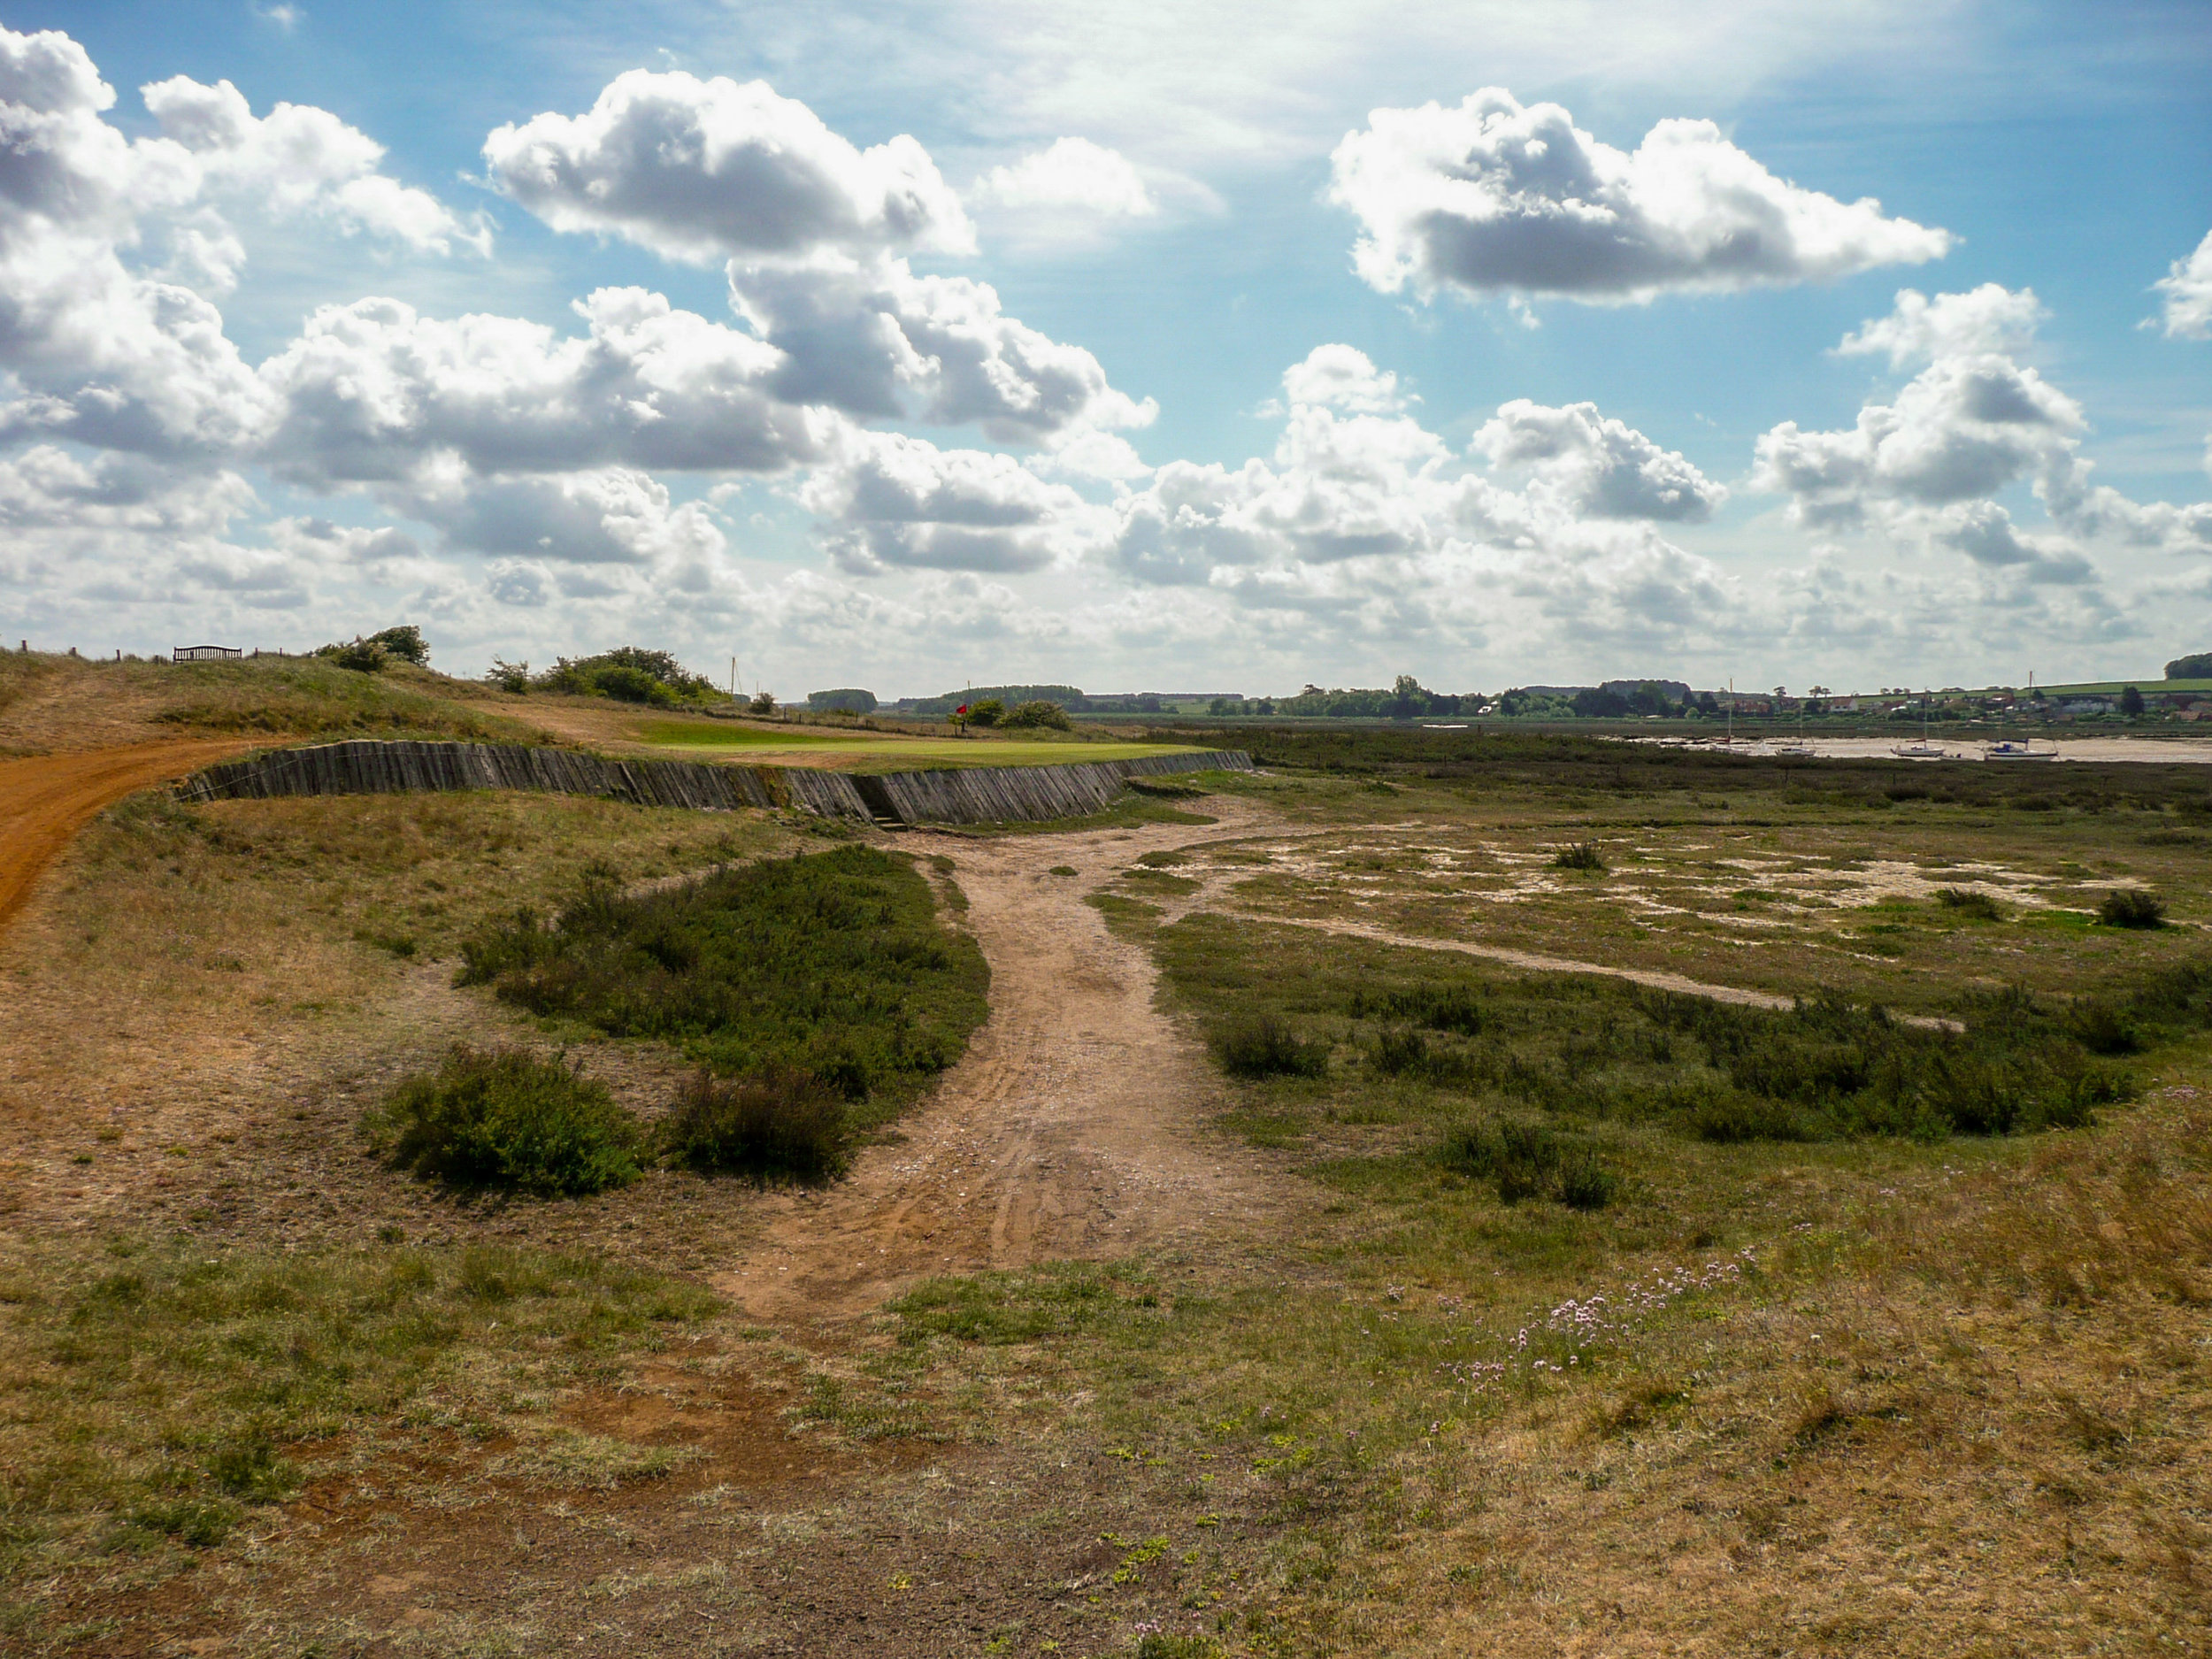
left=370, top=1046, right=644, bottom=1196
left=457, top=847, right=988, bottom=1129
left=2099, top=889, right=2166, bottom=929
left=660, top=1065, right=849, bottom=1184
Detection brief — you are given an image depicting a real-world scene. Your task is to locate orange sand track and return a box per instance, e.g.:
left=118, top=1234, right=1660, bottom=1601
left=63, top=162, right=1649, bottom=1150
left=0, top=741, right=251, bottom=933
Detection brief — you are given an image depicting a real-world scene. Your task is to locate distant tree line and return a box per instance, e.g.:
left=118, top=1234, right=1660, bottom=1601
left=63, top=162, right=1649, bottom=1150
left=1202, top=677, right=1721, bottom=720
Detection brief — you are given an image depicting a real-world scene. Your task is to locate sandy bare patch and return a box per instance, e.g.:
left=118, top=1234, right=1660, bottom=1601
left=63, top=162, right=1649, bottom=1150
left=0, top=740, right=255, bottom=933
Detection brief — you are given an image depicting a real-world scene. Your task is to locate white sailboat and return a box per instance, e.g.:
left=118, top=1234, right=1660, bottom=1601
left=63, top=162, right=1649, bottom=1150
left=1891, top=691, right=1947, bottom=759
left=1774, top=695, right=1815, bottom=757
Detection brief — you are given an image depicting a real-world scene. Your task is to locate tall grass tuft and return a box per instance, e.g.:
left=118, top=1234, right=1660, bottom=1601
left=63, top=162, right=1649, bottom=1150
left=1438, top=1117, right=1620, bottom=1209
left=370, top=1045, right=644, bottom=1196
left=1552, top=841, right=1607, bottom=872
left=1215, top=1016, right=1330, bottom=1079
left=660, top=1065, right=849, bottom=1184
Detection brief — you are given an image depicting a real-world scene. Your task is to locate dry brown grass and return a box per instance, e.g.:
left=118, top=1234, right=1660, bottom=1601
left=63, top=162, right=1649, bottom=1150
left=1252, top=1087, right=2212, bottom=1655
left=0, top=787, right=803, bottom=1248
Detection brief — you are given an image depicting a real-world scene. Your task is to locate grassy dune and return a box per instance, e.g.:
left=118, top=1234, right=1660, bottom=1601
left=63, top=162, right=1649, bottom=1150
left=4, top=721, right=2210, bottom=1652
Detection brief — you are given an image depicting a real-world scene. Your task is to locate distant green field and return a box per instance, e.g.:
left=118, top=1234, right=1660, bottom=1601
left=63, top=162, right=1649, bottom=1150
left=637, top=721, right=1197, bottom=771
left=638, top=719, right=874, bottom=748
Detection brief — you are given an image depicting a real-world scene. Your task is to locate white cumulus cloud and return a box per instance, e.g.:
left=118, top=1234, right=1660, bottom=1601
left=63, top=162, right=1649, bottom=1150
left=1278, top=344, right=1409, bottom=414
left=1754, top=353, right=2085, bottom=526
left=1476, top=399, right=1726, bottom=522
left=801, top=430, right=1108, bottom=574
left=1330, top=88, right=1951, bottom=304
left=142, top=74, right=487, bottom=255
left=259, top=288, right=832, bottom=487
left=483, top=70, right=972, bottom=265
left=1755, top=289, right=2212, bottom=586
left=1095, top=356, right=1722, bottom=609
left=402, top=466, right=729, bottom=566
left=727, top=257, right=1154, bottom=442
left=972, top=138, right=1155, bottom=217
left=2152, top=228, right=2212, bottom=341
left=1836, top=283, right=2045, bottom=368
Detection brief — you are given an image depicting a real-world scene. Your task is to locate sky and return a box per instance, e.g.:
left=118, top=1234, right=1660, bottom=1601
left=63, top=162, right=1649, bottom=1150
left=2, top=1, right=2209, bottom=699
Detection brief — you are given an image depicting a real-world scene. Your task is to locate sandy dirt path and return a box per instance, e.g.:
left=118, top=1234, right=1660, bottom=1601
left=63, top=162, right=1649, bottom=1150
left=0, top=740, right=252, bottom=933
left=717, top=801, right=1291, bottom=1323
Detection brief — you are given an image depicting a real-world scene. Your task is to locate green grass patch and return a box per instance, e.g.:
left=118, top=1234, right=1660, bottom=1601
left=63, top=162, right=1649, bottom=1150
left=457, top=846, right=987, bottom=1133
left=890, top=1263, right=1169, bottom=1348
left=0, top=1235, right=715, bottom=1614
left=1552, top=841, right=1607, bottom=872
left=1154, top=915, right=2145, bottom=1148
left=637, top=719, right=869, bottom=748
left=1934, top=887, right=2006, bottom=921
left=1438, top=1118, right=1623, bottom=1209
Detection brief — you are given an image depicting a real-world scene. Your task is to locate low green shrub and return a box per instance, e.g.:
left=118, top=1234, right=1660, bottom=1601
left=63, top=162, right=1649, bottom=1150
left=1556, top=1148, right=1624, bottom=1211
left=1552, top=841, right=1606, bottom=872
left=369, top=1046, right=644, bottom=1196
left=660, top=1065, right=848, bottom=1184
left=2100, top=888, right=2166, bottom=929
left=1002, top=699, right=1073, bottom=729
left=2066, top=1001, right=2142, bottom=1056
left=1935, top=887, right=2004, bottom=920
left=1688, top=1088, right=1820, bottom=1143
left=1215, top=1016, right=1329, bottom=1079
left=1354, top=981, right=1485, bottom=1034
left=534, top=647, right=716, bottom=704
left=589, top=663, right=678, bottom=705
left=1367, top=1025, right=1481, bottom=1087
left=325, top=639, right=388, bottom=673
left=1640, top=988, right=2124, bottom=1138
left=1438, top=1117, right=1619, bottom=1209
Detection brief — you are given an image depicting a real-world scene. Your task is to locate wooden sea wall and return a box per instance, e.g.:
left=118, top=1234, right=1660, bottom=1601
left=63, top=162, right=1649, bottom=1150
left=867, top=751, right=1252, bottom=825
left=173, top=741, right=1252, bottom=826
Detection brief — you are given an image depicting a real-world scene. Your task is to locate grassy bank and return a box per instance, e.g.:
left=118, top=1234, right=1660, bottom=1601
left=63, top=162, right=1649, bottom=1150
left=0, top=1234, right=716, bottom=1642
